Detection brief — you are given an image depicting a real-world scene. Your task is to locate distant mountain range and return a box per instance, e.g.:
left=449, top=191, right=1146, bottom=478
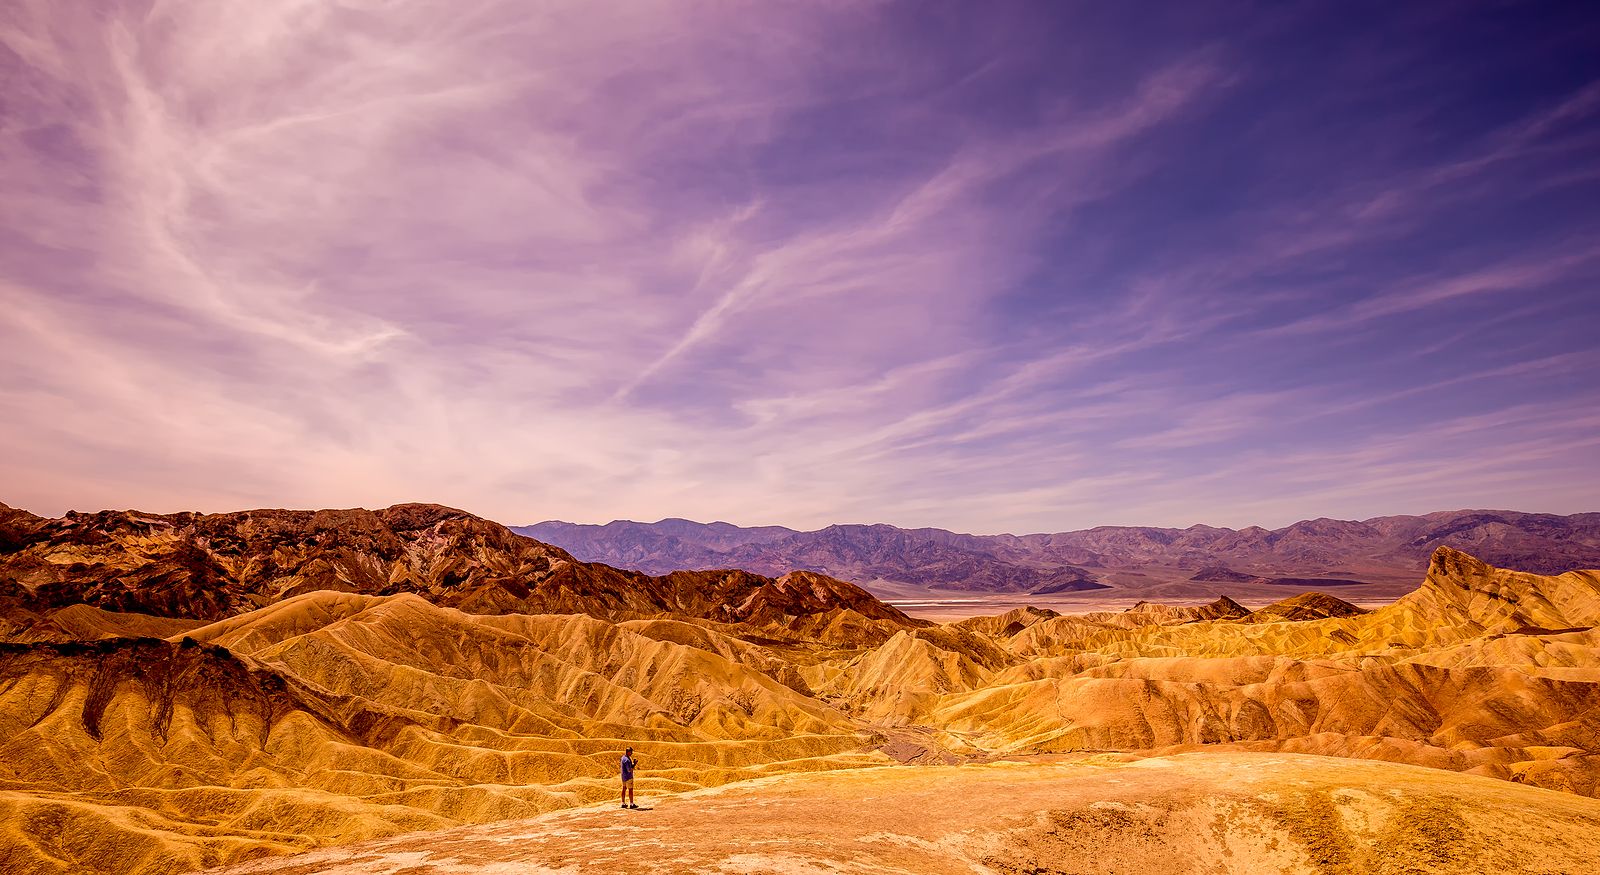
left=516, top=510, right=1600, bottom=595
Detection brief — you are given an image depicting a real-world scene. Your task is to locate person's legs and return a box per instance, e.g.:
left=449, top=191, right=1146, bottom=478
left=623, top=779, right=634, bottom=807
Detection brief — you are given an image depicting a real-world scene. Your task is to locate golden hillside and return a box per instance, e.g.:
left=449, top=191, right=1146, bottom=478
left=1, top=499, right=1599, bottom=875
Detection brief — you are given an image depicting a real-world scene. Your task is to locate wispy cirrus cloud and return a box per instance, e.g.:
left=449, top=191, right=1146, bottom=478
left=1, top=1, right=1596, bottom=532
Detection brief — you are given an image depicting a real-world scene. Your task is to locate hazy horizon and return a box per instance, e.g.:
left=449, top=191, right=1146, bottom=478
left=521, top=505, right=1600, bottom=536
left=6, top=494, right=1596, bottom=541
left=4, top=2, right=1598, bottom=533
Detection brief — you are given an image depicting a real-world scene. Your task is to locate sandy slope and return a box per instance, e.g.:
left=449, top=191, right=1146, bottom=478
left=0, top=598, right=881, bottom=875
left=205, top=752, right=1600, bottom=875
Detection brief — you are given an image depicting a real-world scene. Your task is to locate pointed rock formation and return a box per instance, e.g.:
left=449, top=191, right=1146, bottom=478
left=1246, top=591, right=1367, bottom=622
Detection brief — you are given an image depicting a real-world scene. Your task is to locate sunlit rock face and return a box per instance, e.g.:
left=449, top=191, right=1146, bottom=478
left=3, top=501, right=1600, bottom=874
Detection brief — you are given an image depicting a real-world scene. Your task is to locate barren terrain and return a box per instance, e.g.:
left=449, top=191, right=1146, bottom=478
left=207, top=753, right=1600, bottom=875
left=1, top=501, right=1599, bottom=874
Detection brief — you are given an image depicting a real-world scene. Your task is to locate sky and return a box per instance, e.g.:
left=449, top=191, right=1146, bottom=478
left=2, top=1, right=1598, bottom=534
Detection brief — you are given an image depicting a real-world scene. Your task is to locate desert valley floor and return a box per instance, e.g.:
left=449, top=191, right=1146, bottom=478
left=2, top=502, right=1599, bottom=874
left=206, top=753, right=1600, bottom=875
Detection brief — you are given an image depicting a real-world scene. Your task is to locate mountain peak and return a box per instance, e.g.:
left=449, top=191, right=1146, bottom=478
left=1396, top=545, right=1600, bottom=635
left=1428, top=543, right=1496, bottom=578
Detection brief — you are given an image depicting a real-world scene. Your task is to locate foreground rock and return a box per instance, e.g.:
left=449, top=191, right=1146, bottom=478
left=207, top=752, right=1600, bottom=875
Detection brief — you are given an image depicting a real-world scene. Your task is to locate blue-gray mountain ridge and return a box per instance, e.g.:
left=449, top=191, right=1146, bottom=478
left=517, top=510, right=1600, bottom=595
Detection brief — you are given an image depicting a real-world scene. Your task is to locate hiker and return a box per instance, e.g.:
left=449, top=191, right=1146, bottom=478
left=620, top=747, right=638, bottom=809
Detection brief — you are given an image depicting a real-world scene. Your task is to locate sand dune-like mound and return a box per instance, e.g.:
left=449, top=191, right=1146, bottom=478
left=951, top=604, right=1060, bottom=637
left=819, top=629, right=1000, bottom=723
left=205, top=752, right=1600, bottom=875
left=0, top=603, right=204, bottom=643
left=1130, top=594, right=1253, bottom=622
left=1247, top=591, right=1367, bottom=622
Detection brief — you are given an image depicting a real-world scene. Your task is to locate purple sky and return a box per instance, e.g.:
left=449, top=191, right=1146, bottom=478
left=2, top=2, right=1598, bottom=533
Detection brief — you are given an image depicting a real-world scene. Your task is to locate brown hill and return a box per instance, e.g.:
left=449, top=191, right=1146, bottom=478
left=1246, top=591, right=1367, bottom=622
left=0, top=502, right=922, bottom=644
left=1128, top=595, right=1252, bottom=622
left=0, top=602, right=204, bottom=644
left=951, top=605, right=1060, bottom=637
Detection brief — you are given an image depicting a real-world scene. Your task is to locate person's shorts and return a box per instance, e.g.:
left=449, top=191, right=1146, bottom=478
left=621, top=776, right=634, bottom=784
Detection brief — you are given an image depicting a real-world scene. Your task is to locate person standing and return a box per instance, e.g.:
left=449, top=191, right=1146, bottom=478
left=620, top=747, right=638, bottom=809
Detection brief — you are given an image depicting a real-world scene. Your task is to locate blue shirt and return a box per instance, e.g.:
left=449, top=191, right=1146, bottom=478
left=621, top=754, right=635, bottom=780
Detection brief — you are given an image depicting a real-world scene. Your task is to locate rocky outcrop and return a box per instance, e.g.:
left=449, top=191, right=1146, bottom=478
left=0, top=502, right=924, bottom=643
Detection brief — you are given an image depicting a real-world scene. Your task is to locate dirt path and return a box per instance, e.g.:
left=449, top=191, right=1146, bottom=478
left=208, top=752, right=1600, bottom=875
